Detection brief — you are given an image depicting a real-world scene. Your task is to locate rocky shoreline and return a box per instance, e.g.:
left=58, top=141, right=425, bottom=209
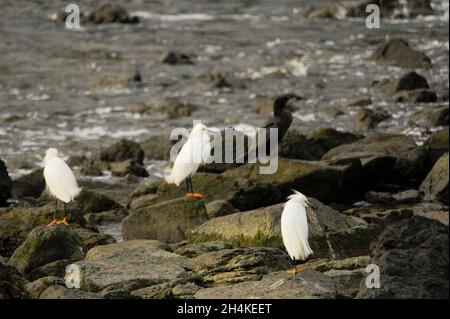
left=0, top=0, right=449, bottom=299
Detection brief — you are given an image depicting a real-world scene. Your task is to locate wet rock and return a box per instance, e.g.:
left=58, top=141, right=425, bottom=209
left=323, top=134, right=427, bottom=185
left=349, top=97, right=373, bottom=107
left=419, top=153, right=449, bottom=204
left=24, top=276, right=64, bottom=299
left=94, top=139, right=144, bottom=164
left=162, top=51, right=194, bottom=65
left=130, top=282, right=173, bottom=299
left=354, top=108, right=391, bottom=131
left=111, top=159, right=149, bottom=178
left=122, top=197, right=209, bottom=243
left=71, top=225, right=116, bottom=250
left=195, top=269, right=337, bottom=298
left=190, top=200, right=379, bottom=259
left=357, top=216, right=449, bottom=298
left=205, top=200, right=237, bottom=218
left=371, top=39, right=432, bottom=69
left=40, top=285, right=103, bottom=299
left=74, top=242, right=192, bottom=297
left=0, top=258, right=28, bottom=298
left=280, top=128, right=358, bottom=161
left=409, top=106, right=449, bottom=128
left=193, top=247, right=290, bottom=286
left=0, top=159, right=12, bottom=206
left=87, top=4, right=139, bottom=24
left=9, top=225, right=86, bottom=274
left=174, top=241, right=232, bottom=258
left=11, top=169, right=45, bottom=199
left=377, top=71, right=430, bottom=97
left=394, top=89, right=438, bottom=103
left=307, top=3, right=348, bottom=20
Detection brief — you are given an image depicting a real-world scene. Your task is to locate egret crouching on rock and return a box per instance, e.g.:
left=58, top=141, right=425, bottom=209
left=43, top=148, right=81, bottom=226
left=165, top=123, right=211, bottom=198
left=281, top=190, right=314, bottom=274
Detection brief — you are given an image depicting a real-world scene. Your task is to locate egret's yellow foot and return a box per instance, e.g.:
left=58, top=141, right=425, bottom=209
left=190, top=193, right=205, bottom=198
left=57, top=217, right=69, bottom=226
left=47, top=219, right=58, bottom=227
left=287, top=265, right=305, bottom=274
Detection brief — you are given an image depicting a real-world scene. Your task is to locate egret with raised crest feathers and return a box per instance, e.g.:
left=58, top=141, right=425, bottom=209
left=281, top=189, right=314, bottom=274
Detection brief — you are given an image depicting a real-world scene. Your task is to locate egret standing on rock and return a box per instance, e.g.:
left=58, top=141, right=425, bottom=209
left=165, top=123, right=211, bottom=198
left=281, top=190, right=314, bottom=274
left=43, top=148, right=81, bottom=226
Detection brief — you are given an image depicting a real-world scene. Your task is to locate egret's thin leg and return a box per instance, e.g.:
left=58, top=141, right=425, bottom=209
left=54, top=200, right=57, bottom=221
left=185, top=178, right=190, bottom=194
left=189, top=176, right=193, bottom=193
left=62, top=203, right=69, bottom=225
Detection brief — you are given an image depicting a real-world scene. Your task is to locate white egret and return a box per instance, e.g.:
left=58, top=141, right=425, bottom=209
left=165, top=123, right=211, bottom=198
left=43, top=148, right=81, bottom=226
left=281, top=189, right=314, bottom=274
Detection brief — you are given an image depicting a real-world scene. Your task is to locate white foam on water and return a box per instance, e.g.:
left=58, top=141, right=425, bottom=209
left=285, top=59, right=308, bottom=77
left=294, top=113, right=316, bottom=122
left=132, top=11, right=214, bottom=21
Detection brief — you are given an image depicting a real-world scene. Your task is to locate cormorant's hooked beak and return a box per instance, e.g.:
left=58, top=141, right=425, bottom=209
left=305, top=199, right=316, bottom=210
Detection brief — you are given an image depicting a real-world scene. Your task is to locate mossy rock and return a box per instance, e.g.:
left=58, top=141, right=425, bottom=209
left=9, top=225, right=86, bottom=273
left=93, top=139, right=144, bottom=164
left=122, top=197, right=209, bottom=243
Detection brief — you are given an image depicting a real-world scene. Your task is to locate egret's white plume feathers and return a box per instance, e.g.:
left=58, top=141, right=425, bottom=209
left=281, top=189, right=313, bottom=261
left=43, top=148, right=81, bottom=203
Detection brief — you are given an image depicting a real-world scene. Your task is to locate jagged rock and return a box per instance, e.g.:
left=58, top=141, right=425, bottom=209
left=40, top=285, right=102, bottom=299
left=192, top=247, right=290, bottom=286
left=371, top=39, right=432, bottom=69
left=162, top=51, right=194, bottom=65
left=87, top=4, right=139, bottom=24
left=205, top=200, right=237, bottom=218
left=140, top=134, right=172, bottom=160
left=419, top=153, right=449, bottom=204
left=279, top=128, right=361, bottom=160
left=74, top=242, right=192, bottom=297
left=174, top=241, right=232, bottom=258
left=71, top=225, right=116, bottom=250
left=195, top=269, right=337, bottom=299
left=85, top=240, right=172, bottom=261
left=409, top=106, right=449, bottom=128
left=24, top=276, right=64, bottom=299
left=357, top=216, right=449, bottom=298
left=27, top=259, right=71, bottom=281
left=9, top=225, right=86, bottom=274
left=190, top=200, right=379, bottom=259
left=111, top=160, right=149, bottom=178
left=93, top=70, right=142, bottom=90
left=424, top=127, right=447, bottom=165
left=377, top=71, right=430, bottom=97
left=354, top=108, right=390, bottom=130
left=93, top=139, right=144, bottom=164
left=0, top=159, right=12, bottom=206
left=11, top=169, right=45, bottom=199
left=0, top=258, right=28, bottom=298
left=322, top=133, right=428, bottom=184
left=122, top=197, right=208, bottom=243
left=394, top=89, right=438, bottom=103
